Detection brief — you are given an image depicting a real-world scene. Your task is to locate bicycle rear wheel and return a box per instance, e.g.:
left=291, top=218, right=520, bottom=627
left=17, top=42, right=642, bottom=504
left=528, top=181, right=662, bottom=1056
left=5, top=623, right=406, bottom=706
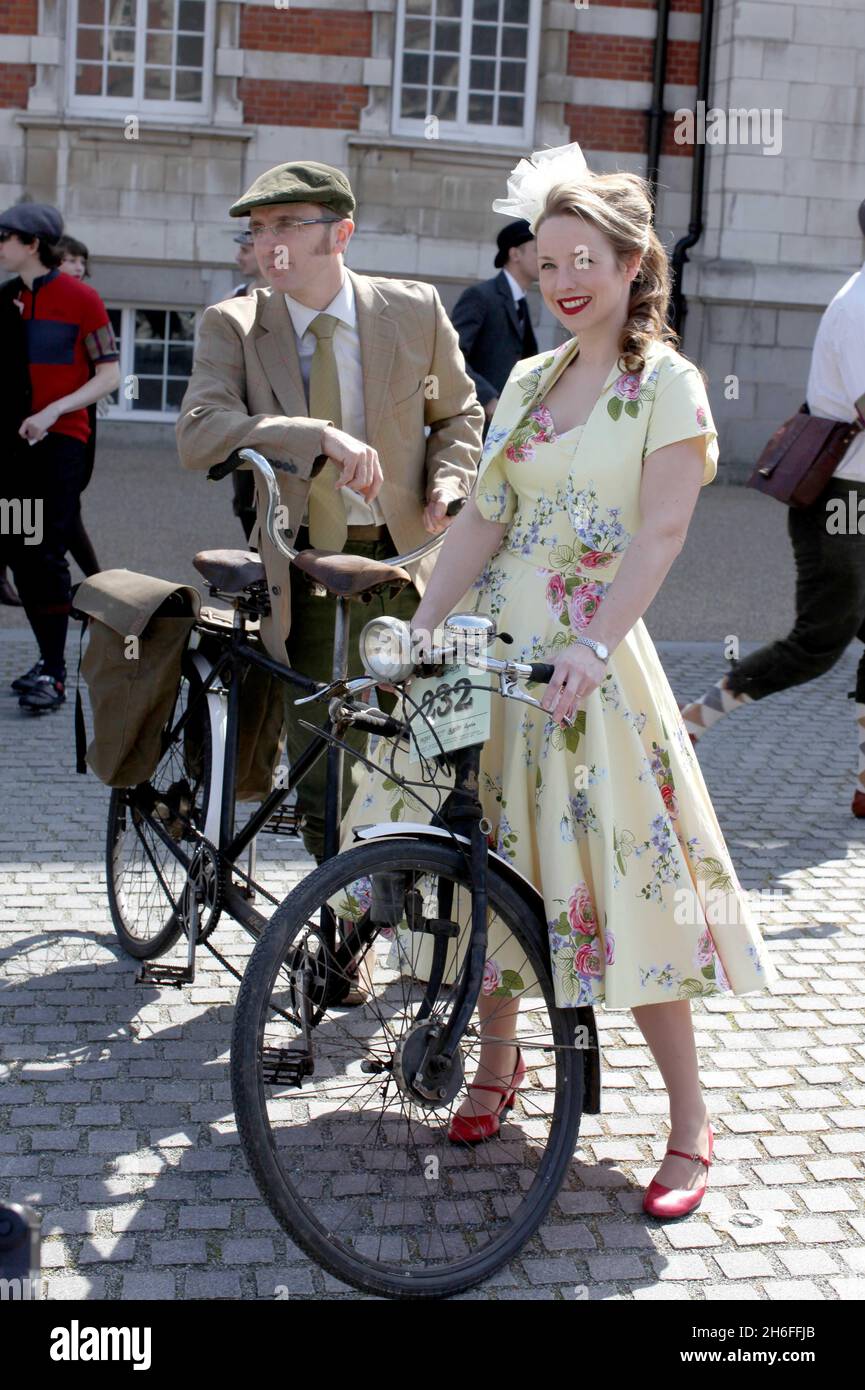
left=231, top=837, right=585, bottom=1299
left=106, top=662, right=215, bottom=959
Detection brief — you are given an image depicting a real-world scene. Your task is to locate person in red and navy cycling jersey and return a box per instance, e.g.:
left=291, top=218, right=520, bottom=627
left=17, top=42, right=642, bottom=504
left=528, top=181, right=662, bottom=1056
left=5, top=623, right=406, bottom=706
left=0, top=203, right=120, bottom=712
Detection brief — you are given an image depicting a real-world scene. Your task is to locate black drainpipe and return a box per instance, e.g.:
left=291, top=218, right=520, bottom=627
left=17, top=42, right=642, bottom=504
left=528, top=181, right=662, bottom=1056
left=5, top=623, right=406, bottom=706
left=669, top=0, right=716, bottom=339
left=646, top=0, right=672, bottom=205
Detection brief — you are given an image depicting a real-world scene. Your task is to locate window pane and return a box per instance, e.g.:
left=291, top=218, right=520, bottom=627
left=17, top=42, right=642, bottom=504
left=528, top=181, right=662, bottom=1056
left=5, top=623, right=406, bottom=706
left=473, top=0, right=500, bottom=20
left=432, top=54, right=459, bottom=86
left=176, top=33, right=203, bottom=66
left=165, top=378, right=189, bottom=409
left=501, top=24, right=527, bottom=56
left=136, top=310, right=166, bottom=339
left=109, top=0, right=136, bottom=28
left=106, top=64, right=134, bottom=96
left=403, top=53, right=429, bottom=85
left=503, top=0, right=529, bottom=20
left=147, top=0, right=174, bottom=27
left=144, top=66, right=172, bottom=98
left=400, top=88, right=428, bottom=119
left=468, top=93, right=494, bottom=123
left=499, top=60, right=525, bottom=92
left=404, top=19, right=431, bottom=50
left=146, top=32, right=172, bottom=64
left=168, top=344, right=193, bottom=374
left=471, top=24, right=497, bottom=55
left=76, top=29, right=104, bottom=61
left=111, top=28, right=135, bottom=55
left=436, top=0, right=462, bottom=15
left=175, top=68, right=202, bottom=99
left=497, top=94, right=524, bottom=126
left=75, top=64, right=104, bottom=96
left=406, top=0, right=433, bottom=12
left=469, top=58, right=496, bottom=89
left=178, top=0, right=206, bottom=30
left=134, top=378, right=164, bottom=411
left=79, top=0, right=104, bottom=22
left=431, top=88, right=457, bottom=120
left=134, top=343, right=165, bottom=374
left=169, top=310, right=196, bottom=339
left=434, top=21, right=461, bottom=53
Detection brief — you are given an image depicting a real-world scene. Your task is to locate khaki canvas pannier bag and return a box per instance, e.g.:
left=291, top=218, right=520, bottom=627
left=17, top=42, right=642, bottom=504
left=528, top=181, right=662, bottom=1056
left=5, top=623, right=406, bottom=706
left=74, top=569, right=200, bottom=787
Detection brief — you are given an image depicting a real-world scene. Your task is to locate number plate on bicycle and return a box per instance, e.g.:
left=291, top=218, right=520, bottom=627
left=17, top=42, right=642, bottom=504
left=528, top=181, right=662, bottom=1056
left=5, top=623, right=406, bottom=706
left=408, top=664, right=491, bottom=765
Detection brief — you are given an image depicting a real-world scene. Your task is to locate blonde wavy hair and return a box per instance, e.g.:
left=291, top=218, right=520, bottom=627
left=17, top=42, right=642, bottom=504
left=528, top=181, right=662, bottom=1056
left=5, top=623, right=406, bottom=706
left=535, top=172, right=678, bottom=375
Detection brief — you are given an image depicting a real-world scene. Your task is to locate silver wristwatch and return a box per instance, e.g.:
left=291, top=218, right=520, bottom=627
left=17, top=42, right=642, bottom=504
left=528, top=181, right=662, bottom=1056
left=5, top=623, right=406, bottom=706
left=574, top=634, right=610, bottom=663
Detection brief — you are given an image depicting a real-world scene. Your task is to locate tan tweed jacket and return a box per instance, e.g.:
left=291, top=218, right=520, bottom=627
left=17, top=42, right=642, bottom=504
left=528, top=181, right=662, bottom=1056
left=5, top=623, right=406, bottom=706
left=176, top=268, right=484, bottom=661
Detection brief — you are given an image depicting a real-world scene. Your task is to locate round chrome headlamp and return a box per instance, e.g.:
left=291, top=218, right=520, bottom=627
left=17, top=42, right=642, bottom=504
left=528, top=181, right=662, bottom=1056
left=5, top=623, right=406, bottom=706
left=358, top=616, right=415, bottom=684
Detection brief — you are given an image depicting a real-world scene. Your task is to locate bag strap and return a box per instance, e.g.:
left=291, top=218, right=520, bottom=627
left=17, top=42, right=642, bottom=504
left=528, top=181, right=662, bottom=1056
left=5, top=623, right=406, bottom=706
left=74, top=615, right=89, bottom=776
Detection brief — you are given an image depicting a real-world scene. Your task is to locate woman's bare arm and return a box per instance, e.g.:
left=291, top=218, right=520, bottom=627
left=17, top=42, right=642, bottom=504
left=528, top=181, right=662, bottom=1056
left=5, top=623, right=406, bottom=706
left=411, top=496, right=507, bottom=648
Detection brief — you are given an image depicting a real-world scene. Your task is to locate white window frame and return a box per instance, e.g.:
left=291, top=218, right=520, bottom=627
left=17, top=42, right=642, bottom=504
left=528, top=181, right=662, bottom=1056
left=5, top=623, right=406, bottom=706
left=392, top=0, right=541, bottom=147
left=65, top=0, right=216, bottom=122
left=104, top=304, right=197, bottom=422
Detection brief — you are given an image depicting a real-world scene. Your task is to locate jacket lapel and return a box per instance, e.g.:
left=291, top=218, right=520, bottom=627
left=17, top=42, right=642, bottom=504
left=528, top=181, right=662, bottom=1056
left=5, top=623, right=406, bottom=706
left=253, top=290, right=306, bottom=416
left=496, top=271, right=523, bottom=342
left=350, top=269, right=398, bottom=446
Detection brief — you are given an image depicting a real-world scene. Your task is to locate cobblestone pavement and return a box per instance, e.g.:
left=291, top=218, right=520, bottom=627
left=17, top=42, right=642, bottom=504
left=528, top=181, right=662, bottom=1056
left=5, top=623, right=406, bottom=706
left=1, top=627, right=864, bottom=1302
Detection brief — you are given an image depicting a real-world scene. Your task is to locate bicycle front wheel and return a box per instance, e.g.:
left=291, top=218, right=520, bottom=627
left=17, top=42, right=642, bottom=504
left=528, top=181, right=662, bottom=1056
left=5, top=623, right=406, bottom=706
left=231, top=837, right=585, bottom=1299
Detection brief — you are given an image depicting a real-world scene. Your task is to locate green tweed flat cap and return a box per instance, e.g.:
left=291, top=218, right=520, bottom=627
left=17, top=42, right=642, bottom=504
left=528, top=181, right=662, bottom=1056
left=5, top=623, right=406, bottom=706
left=229, top=162, right=356, bottom=219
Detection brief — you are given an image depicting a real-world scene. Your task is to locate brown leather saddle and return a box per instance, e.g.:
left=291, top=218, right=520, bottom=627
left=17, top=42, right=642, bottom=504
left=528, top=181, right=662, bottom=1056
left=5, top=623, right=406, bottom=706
left=193, top=547, right=410, bottom=600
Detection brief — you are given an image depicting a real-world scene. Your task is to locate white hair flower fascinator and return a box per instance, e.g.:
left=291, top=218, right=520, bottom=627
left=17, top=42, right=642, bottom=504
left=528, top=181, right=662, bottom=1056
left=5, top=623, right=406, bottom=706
left=492, top=141, right=590, bottom=231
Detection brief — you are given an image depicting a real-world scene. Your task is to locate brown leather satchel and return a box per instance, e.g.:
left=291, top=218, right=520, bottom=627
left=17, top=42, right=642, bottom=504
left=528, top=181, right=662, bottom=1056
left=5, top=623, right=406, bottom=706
left=746, top=403, right=863, bottom=507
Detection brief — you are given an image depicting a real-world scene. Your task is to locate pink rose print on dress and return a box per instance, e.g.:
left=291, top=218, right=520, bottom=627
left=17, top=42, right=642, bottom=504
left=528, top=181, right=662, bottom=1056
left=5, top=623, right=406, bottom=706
left=696, top=406, right=707, bottom=430
left=546, top=573, right=566, bottom=618
left=531, top=405, right=556, bottom=442
left=695, top=929, right=714, bottom=968
left=567, top=882, right=597, bottom=935
left=660, top=782, right=680, bottom=819
left=613, top=372, right=642, bottom=402
left=604, top=931, right=615, bottom=965
left=505, top=440, right=532, bottom=464
left=580, top=550, right=614, bottom=569
left=569, top=583, right=605, bottom=630
left=482, top=958, right=503, bottom=995
left=575, top=941, right=604, bottom=978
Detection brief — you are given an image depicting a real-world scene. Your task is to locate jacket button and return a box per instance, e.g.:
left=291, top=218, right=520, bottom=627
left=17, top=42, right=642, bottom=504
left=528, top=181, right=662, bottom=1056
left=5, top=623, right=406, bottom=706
left=271, top=584, right=281, bottom=596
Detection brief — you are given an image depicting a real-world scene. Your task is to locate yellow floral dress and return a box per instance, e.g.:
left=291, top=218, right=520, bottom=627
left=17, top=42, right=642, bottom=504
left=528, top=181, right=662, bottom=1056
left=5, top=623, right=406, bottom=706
left=342, top=336, right=779, bottom=1011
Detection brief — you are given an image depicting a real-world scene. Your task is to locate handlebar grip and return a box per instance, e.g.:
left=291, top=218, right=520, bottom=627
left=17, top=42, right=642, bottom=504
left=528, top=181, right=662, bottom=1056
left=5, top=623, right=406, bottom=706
left=207, top=450, right=245, bottom=481
left=527, top=662, right=555, bottom=684
left=351, top=712, right=408, bottom=738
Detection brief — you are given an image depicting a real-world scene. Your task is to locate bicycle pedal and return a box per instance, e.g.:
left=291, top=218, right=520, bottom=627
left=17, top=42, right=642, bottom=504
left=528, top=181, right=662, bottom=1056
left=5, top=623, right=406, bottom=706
left=261, top=806, right=302, bottom=837
left=260, top=1046, right=314, bottom=1087
left=135, top=963, right=194, bottom=988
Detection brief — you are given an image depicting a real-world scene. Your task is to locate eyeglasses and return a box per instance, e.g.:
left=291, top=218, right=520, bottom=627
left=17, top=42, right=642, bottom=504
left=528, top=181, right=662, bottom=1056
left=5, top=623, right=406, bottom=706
left=248, top=218, right=341, bottom=242
left=0, top=231, right=15, bottom=242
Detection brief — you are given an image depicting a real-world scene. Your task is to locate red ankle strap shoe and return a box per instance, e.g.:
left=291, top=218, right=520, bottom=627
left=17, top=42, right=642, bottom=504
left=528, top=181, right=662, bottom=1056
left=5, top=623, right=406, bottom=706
left=448, top=1049, right=526, bottom=1146
left=643, top=1123, right=714, bottom=1220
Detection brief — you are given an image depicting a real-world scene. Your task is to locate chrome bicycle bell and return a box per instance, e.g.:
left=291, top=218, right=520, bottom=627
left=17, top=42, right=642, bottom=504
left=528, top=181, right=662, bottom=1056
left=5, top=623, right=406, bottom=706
left=442, top=612, right=497, bottom=664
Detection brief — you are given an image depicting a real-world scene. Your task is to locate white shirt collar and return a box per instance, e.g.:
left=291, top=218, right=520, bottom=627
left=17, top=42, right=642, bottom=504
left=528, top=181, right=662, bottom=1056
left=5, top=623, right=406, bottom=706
left=284, top=272, right=356, bottom=338
left=503, top=268, right=526, bottom=303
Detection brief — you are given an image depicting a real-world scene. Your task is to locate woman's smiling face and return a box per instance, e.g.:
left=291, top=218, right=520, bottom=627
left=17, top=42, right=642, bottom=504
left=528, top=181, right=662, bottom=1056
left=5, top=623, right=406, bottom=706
left=536, top=213, right=640, bottom=337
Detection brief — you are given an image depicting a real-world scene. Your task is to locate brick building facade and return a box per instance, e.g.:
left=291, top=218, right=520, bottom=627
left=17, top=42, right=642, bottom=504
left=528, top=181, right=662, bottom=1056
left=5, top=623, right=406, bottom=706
left=0, top=0, right=863, bottom=465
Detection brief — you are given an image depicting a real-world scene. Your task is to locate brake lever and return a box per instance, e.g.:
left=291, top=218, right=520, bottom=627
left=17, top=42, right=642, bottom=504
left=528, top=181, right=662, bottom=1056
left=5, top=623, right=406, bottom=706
left=294, top=675, right=378, bottom=706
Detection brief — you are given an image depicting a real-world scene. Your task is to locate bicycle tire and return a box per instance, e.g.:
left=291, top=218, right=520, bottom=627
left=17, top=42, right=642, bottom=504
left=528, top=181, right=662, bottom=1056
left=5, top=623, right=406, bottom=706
left=231, top=836, right=585, bottom=1299
left=105, top=662, right=214, bottom=959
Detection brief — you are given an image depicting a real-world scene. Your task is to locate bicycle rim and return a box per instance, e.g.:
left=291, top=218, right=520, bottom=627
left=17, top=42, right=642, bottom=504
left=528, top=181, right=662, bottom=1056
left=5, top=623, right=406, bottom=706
left=231, top=838, right=585, bottom=1298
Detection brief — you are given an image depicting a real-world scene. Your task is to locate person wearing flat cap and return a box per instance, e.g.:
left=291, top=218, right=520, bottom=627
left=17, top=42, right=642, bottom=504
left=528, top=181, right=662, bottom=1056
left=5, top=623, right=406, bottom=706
left=176, top=160, right=484, bottom=862
left=0, top=201, right=119, bottom=713
left=450, top=219, right=539, bottom=436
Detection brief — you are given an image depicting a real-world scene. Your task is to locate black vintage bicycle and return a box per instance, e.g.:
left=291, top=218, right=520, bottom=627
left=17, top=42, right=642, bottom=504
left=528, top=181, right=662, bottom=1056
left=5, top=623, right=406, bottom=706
left=230, top=610, right=603, bottom=1299
left=104, top=447, right=458, bottom=987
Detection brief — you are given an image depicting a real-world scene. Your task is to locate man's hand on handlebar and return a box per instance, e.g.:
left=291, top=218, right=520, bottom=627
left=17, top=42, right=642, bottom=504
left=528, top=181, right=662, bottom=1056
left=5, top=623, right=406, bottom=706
left=423, top=488, right=462, bottom=535
left=320, top=425, right=383, bottom=503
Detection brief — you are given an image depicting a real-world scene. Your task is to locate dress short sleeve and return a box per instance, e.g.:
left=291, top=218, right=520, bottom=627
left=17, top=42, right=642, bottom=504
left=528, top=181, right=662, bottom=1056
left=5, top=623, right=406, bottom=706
left=643, top=358, right=719, bottom=486
left=473, top=441, right=518, bottom=524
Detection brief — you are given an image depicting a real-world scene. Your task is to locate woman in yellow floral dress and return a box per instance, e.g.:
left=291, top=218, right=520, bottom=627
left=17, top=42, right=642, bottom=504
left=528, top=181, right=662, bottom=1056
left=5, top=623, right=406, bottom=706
left=344, top=157, right=778, bottom=1216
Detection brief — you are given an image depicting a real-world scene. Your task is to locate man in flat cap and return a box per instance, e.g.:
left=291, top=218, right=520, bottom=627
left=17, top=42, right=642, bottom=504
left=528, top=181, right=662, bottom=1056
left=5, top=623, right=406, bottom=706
left=177, top=161, right=483, bottom=862
left=451, top=219, right=539, bottom=436
left=0, top=202, right=119, bottom=712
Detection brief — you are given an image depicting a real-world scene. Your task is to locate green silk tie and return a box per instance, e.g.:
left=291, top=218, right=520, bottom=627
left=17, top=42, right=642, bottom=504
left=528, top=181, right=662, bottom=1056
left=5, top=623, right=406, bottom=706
left=307, top=312, right=348, bottom=551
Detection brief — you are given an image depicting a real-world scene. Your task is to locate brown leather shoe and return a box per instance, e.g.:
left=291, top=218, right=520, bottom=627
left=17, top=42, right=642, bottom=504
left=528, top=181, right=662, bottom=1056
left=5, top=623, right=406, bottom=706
left=852, top=790, right=865, bottom=819
left=0, top=571, right=22, bottom=606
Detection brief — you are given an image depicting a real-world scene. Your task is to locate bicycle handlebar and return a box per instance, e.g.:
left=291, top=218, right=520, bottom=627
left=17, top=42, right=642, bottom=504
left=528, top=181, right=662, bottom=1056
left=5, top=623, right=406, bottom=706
left=208, top=447, right=464, bottom=569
